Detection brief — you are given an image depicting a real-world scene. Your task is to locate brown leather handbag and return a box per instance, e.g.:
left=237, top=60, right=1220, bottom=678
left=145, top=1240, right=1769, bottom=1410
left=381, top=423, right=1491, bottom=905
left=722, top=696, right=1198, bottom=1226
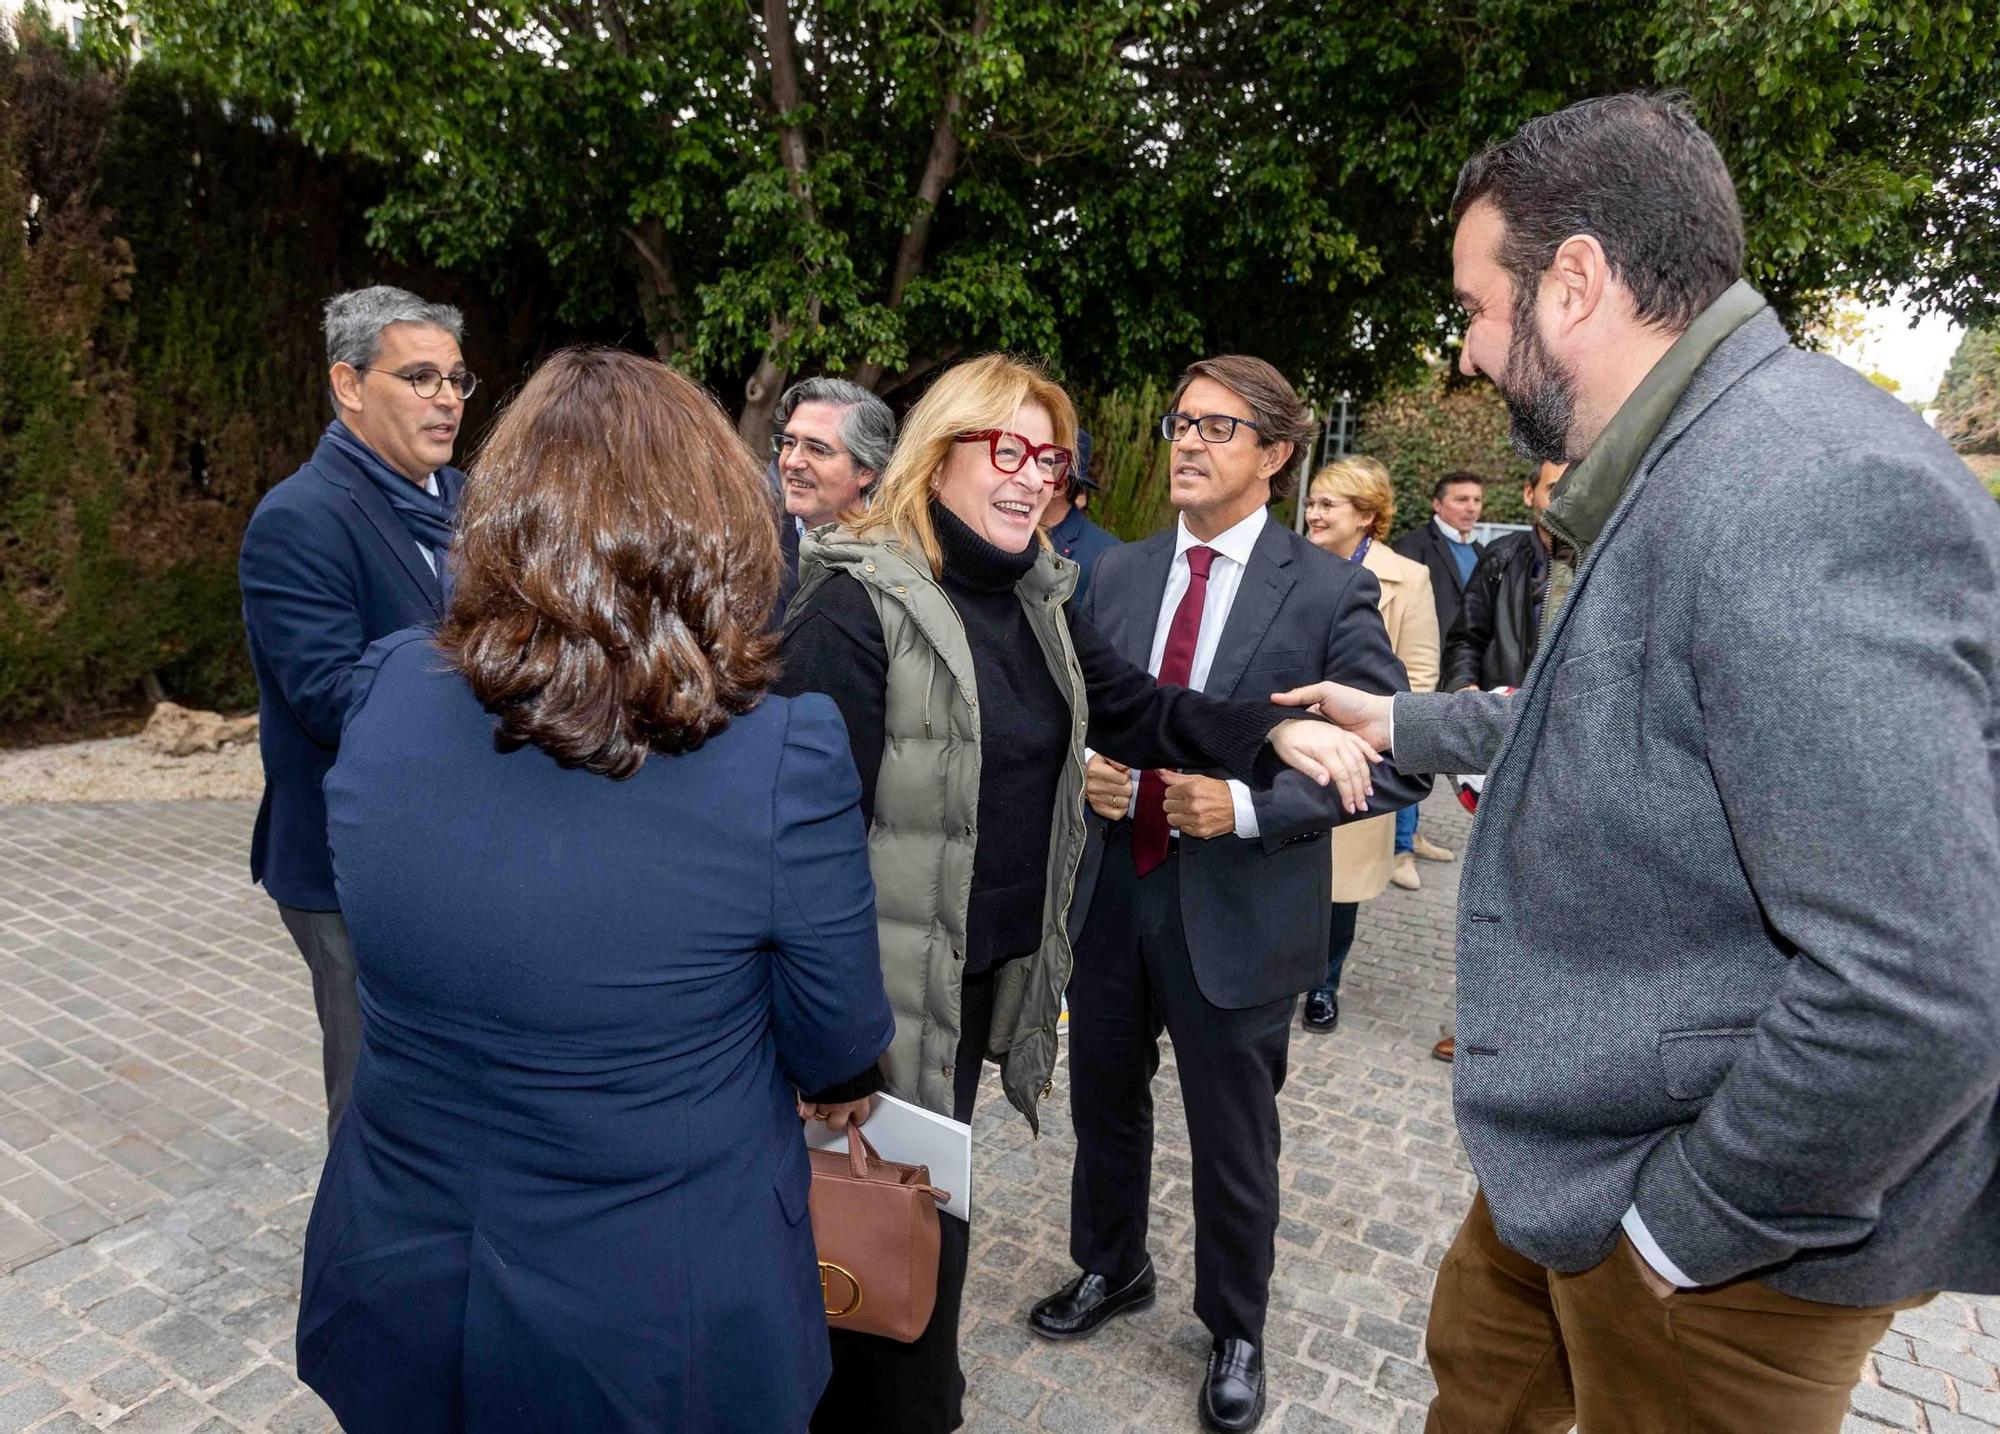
left=807, top=1129, right=949, bottom=1343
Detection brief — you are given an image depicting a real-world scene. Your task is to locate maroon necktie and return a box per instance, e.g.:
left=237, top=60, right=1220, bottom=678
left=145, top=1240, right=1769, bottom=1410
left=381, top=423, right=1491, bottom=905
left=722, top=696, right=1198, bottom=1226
left=1132, top=545, right=1217, bottom=877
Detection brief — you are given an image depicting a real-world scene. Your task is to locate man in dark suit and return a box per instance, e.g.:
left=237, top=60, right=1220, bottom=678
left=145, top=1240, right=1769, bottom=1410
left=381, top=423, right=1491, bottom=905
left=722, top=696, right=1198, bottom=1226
left=1388, top=472, right=1486, bottom=893
left=1393, top=470, right=1487, bottom=640
left=1046, top=429, right=1122, bottom=603
left=1028, top=356, right=1428, bottom=1431
left=239, top=285, right=473, bottom=1134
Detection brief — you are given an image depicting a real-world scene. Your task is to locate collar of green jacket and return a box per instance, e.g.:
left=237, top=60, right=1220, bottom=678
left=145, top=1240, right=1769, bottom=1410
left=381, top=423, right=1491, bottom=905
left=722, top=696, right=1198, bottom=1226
left=1542, top=279, right=1768, bottom=559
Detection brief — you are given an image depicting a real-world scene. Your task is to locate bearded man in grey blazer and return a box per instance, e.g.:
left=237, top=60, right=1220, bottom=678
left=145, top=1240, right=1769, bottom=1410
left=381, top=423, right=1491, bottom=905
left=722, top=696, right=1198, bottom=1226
left=1282, top=93, right=1999, bottom=1433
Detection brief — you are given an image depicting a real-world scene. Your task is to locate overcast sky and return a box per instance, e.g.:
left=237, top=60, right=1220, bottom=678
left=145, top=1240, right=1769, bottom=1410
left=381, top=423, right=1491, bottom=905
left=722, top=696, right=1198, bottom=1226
left=1833, top=295, right=1964, bottom=405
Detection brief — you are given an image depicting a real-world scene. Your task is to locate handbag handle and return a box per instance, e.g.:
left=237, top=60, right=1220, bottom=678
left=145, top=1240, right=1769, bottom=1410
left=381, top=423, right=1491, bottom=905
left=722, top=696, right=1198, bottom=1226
left=843, top=1126, right=951, bottom=1206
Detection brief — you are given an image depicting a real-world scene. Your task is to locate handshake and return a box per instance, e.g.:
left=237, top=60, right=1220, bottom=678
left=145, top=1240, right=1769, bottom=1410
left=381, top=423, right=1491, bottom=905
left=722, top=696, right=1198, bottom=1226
left=1085, top=684, right=1397, bottom=827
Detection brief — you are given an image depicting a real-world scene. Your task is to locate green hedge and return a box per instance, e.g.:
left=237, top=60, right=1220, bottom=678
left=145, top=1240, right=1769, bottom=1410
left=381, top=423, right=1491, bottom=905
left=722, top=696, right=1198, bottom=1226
left=0, top=27, right=588, bottom=734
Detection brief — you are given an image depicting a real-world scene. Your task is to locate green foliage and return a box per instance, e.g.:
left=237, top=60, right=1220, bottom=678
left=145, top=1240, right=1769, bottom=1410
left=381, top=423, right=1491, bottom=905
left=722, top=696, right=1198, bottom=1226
left=0, top=29, right=150, bottom=726
left=100, top=0, right=2000, bottom=430
left=1075, top=381, right=1175, bottom=542
left=1936, top=326, right=2000, bottom=454
left=1356, top=369, right=1534, bottom=540
left=0, top=23, right=584, bottom=731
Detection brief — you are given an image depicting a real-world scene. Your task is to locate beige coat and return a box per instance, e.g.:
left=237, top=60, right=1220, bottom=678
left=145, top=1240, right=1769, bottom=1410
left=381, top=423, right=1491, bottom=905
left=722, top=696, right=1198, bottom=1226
left=1331, top=541, right=1439, bottom=902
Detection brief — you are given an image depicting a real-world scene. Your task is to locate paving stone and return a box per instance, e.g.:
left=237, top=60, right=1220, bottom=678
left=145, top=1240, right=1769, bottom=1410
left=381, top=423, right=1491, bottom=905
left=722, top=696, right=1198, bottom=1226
left=1848, top=1381, right=1921, bottom=1429
left=88, top=1288, right=166, bottom=1336
left=1875, top=1356, right=1951, bottom=1405
left=90, top=1355, right=168, bottom=1407
left=209, top=1361, right=301, bottom=1420
left=105, top=1388, right=207, bottom=1431
left=36, top=1330, right=124, bottom=1381
left=136, top=1312, right=253, bottom=1389
left=0, top=797, right=1993, bottom=1432
left=25, top=1414, right=97, bottom=1434
left=1962, top=1387, right=2000, bottom=1425
left=264, top=1391, right=339, bottom=1433
left=0, top=1381, right=64, bottom=1430
left=1933, top=1414, right=2000, bottom=1434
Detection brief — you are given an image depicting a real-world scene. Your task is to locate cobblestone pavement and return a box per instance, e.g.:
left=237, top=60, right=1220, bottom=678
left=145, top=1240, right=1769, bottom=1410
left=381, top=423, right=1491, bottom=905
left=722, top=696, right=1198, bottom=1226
left=0, top=796, right=1994, bottom=1432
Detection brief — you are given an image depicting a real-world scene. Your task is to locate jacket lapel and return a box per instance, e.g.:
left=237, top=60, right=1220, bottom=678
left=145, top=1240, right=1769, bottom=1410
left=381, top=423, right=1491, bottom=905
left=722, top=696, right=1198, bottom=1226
left=316, top=437, right=445, bottom=615
left=1112, top=531, right=1179, bottom=666
left=1204, top=519, right=1293, bottom=698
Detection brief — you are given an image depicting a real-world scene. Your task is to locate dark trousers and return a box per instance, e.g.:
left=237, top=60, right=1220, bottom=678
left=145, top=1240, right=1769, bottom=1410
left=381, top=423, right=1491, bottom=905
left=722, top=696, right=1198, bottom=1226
left=1313, top=901, right=1361, bottom=998
left=1067, top=837, right=1295, bottom=1345
left=276, top=904, right=360, bottom=1137
left=812, top=969, right=994, bottom=1434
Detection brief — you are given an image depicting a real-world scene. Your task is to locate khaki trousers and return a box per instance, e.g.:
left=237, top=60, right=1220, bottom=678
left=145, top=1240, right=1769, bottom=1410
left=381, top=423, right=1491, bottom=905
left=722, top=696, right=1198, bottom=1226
left=1424, top=1190, right=1927, bottom=1434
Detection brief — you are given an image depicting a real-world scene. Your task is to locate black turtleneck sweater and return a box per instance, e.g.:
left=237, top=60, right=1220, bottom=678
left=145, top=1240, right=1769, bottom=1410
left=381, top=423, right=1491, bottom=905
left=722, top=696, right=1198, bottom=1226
left=774, top=502, right=1279, bottom=972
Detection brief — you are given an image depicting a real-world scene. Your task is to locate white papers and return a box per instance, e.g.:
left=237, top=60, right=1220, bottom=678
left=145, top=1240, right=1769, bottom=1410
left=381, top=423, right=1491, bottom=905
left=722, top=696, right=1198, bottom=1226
left=804, top=1092, right=973, bottom=1222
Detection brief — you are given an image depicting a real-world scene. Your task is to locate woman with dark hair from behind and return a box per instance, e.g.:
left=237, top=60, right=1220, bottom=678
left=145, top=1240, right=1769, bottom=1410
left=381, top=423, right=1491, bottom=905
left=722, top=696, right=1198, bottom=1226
left=296, top=347, right=894, bottom=1433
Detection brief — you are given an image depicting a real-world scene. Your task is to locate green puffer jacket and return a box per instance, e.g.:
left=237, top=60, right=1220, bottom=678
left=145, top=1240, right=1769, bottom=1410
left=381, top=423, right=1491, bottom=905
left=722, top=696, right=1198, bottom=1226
left=791, top=528, right=1088, bottom=1131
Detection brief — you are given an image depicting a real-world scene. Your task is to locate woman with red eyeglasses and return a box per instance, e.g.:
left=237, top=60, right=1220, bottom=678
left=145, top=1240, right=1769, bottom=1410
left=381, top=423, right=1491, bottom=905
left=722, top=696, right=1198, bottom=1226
left=773, top=354, right=1376, bottom=1432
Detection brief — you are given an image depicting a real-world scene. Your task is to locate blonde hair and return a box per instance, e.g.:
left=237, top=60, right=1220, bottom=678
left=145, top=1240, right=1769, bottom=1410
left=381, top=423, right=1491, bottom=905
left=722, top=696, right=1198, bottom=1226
left=852, top=353, right=1078, bottom=576
left=1309, top=455, right=1396, bottom=542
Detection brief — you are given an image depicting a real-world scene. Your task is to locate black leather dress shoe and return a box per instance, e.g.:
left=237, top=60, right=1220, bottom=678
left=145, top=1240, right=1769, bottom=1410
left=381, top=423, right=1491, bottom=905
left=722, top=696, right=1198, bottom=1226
left=1200, top=1339, right=1266, bottom=1431
left=1302, top=989, right=1338, bottom=1031
left=1027, top=1260, right=1156, bottom=1340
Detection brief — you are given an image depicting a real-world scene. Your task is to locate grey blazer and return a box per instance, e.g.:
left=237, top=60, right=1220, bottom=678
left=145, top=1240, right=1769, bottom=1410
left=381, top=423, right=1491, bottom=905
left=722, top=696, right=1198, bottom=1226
left=1068, top=516, right=1431, bottom=1008
left=1393, top=307, right=2000, bottom=1305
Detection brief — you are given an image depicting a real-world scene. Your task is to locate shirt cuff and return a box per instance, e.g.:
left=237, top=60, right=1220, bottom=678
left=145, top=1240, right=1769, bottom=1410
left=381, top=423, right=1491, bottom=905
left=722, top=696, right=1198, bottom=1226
left=1621, top=1204, right=1697, bottom=1288
left=1387, top=695, right=1397, bottom=754
left=1226, top=780, right=1259, bottom=840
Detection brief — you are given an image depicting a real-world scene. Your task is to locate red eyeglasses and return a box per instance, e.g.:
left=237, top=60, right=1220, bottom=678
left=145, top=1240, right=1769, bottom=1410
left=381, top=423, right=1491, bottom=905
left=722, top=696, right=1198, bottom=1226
left=955, top=430, right=1073, bottom=486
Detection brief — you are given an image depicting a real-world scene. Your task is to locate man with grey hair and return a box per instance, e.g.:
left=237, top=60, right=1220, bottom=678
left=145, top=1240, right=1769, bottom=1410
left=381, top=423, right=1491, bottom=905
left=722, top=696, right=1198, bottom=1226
left=768, top=376, right=893, bottom=619
left=239, top=285, right=477, bottom=1134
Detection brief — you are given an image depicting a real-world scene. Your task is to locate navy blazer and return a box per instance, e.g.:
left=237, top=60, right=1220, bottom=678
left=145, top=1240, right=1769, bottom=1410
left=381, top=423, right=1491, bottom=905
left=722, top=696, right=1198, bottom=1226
left=300, top=632, right=893, bottom=1431
left=1393, top=519, right=1485, bottom=643
left=1069, top=514, right=1431, bottom=1008
left=1048, top=504, right=1122, bottom=605
left=238, top=433, right=463, bottom=909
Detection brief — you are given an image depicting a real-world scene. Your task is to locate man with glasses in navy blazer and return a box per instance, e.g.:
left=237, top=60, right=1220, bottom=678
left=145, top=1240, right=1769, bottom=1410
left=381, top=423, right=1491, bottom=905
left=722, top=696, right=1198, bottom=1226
left=239, top=285, right=475, bottom=1135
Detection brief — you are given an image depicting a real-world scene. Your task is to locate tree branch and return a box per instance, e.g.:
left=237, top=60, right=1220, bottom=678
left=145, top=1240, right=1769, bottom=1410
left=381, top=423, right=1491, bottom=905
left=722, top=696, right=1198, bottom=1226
left=853, top=4, right=990, bottom=390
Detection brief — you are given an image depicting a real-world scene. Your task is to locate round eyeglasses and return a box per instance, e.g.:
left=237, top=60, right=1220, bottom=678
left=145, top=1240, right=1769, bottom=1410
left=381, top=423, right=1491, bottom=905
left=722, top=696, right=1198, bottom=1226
left=955, top=430, right=1073, bottom=485
left=1160, top=411, right=1264, bottom=444
left=362, top=366, right=479, bottom=400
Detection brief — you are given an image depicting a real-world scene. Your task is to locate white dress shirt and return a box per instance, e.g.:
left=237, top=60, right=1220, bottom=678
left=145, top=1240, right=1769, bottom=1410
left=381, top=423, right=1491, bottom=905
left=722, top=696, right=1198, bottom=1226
left=416, top=472, right=442, bottom=573
left=1434, top=514, right=1476, bottom=547
left=1139, top=505, right=1269, bottom=840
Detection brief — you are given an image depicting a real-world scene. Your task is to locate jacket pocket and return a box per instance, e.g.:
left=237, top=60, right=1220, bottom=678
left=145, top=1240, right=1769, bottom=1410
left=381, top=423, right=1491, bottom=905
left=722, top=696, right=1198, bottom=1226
left=1656, top=1026, right=1756, bottom=1101
left=1548, top=637, right=1643, bottom=705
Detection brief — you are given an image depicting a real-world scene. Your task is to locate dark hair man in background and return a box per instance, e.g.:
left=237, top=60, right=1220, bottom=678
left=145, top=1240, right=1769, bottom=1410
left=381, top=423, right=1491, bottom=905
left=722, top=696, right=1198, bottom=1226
left=1046, top=429, right=1122, bottom=603
left=240, top=285, right=474, bottom=1134
left=1443, top=459, right=1564, bottom=693
left=1279, top=92, right=1999, bottom=1431
left=1395, top=471, right=1487, bottom=641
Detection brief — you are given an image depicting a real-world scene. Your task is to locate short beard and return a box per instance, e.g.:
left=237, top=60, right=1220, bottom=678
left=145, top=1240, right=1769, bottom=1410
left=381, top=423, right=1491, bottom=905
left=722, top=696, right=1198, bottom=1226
left=1496, top=299, right=1578, bottom=465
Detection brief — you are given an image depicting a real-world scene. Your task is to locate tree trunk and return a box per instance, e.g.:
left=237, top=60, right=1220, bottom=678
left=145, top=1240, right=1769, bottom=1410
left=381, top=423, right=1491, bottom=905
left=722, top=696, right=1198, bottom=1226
left=853, top=5, right=990, bottom=391
left=621, top=219, right=689, bottom=359
left=739, top=349, right=789, bottom=445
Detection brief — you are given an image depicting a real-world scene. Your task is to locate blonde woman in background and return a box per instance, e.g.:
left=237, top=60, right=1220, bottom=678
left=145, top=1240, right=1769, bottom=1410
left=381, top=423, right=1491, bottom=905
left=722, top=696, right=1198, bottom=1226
left=1298, top=456, right=1439, bottom=1032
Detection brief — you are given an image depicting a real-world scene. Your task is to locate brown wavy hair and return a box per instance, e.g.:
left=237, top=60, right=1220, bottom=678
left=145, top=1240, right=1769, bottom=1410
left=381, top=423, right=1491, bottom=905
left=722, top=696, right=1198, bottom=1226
left=438, top=347, right=780, bottom=778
